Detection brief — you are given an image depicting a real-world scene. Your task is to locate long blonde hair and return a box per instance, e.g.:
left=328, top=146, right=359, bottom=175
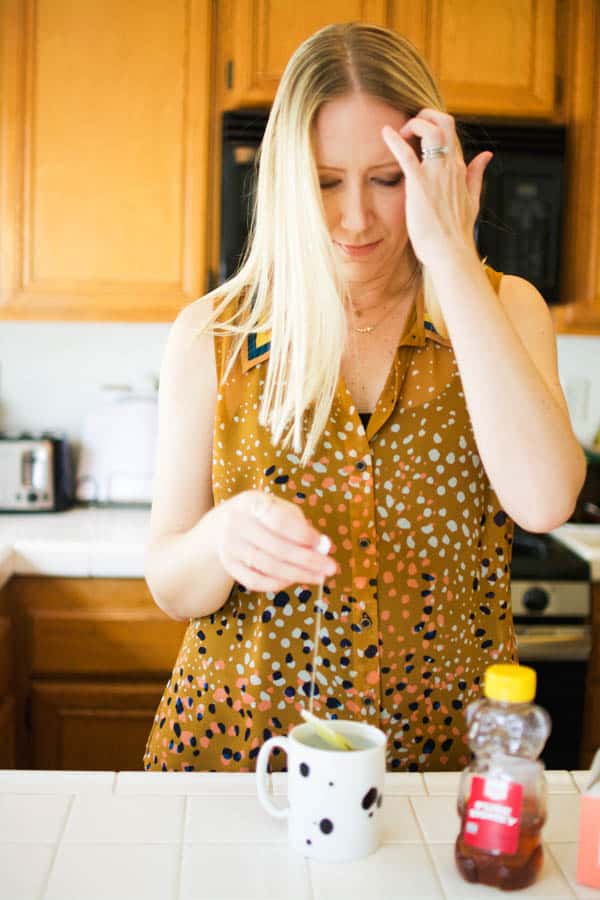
left=199, top=23, right=449, bottom=465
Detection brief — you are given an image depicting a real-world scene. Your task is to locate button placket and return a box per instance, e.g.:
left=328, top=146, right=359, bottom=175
left=349, top=453, right=381, bottom=721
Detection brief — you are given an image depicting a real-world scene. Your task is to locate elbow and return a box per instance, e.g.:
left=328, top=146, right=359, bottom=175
left=144, top=572, right=189, bottom=622
left=144, top=547, right=189, bottom=623
left=508, top=446, right=587, bottom=534
left=513, top=505, right=575, bottom=534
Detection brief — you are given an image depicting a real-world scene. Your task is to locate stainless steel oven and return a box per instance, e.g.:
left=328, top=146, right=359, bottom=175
left=511, top=526, right=591, bottom=770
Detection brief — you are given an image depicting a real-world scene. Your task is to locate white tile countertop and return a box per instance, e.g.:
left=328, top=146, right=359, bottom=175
left=0, top=506, right=151, bottom=587
left=0, top=769, right=596, bottom=900
left=0, top=507, right=598, bottom=588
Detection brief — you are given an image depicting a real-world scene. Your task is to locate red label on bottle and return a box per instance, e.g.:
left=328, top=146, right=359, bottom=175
left=463, top=775, right=523, bottom=854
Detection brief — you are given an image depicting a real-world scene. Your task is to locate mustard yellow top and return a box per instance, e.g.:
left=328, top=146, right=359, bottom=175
left=144, top=265, right=517, bottom=773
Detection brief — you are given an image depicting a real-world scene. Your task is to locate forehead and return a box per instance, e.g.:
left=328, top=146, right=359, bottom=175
left=313, top=93, right=408, bottom=168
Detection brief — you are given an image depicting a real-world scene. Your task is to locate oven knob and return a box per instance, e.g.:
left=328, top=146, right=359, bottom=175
left=522, top=587, right=549, bottom=612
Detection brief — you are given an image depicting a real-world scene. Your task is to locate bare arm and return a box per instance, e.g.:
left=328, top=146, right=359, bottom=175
left=145, top=299, right=337, bottom=622
left=429, top=253, right=586, bottom=532
left=144, top=299, right=232, bottom=621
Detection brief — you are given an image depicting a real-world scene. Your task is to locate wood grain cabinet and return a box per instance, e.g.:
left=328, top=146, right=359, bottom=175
left=0, top=586, right=16, bottom=768
left=218, top=0, right=387, bottom=109
left=390, top=0, right=558, bottom=118
left=552, top=0, right=600, bottom=332
left=6, top=577, right=187, bottom=771
left=0, top=0, right=213, bottom=321
left=219, top=0, right=558, bottom=117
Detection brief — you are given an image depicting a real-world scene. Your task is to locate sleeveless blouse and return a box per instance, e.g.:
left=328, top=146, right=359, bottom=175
left=144, top=265, right=517, bottom=773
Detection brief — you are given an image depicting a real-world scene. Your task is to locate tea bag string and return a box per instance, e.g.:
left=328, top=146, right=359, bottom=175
left=309, top=580, right=326, bottom=716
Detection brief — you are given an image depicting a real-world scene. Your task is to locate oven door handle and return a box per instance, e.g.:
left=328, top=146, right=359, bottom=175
left=515, top=625, right=592, bottom=661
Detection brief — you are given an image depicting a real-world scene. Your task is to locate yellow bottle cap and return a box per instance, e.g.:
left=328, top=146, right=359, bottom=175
left=484, top=664, right=537, bottom=703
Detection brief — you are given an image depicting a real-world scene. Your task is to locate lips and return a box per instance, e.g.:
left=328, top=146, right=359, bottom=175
left=335, top=239, right=382, bottom=257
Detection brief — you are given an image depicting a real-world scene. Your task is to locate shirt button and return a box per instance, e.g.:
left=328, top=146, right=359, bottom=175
left=359, top=538, right=370, bottom=548
left=355, top=460, right=366, bottom=471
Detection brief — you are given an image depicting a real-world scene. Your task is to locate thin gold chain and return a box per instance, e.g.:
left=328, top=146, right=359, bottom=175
left=352, top=263, right=420, bottom=334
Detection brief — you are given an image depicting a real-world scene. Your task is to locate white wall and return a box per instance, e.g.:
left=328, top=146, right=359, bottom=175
left=1, top=322, right=599, bottom=452
left=0, top=322, right=169, bottom=464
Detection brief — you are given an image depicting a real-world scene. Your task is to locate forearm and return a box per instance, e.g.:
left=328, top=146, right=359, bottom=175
left=428, top=249, right=585, bottom=531
left=144, top=504, right=234, bottom=621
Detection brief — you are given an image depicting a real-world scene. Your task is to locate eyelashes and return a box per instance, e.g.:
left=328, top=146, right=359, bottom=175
left=319, top=175, right=404, bottom=190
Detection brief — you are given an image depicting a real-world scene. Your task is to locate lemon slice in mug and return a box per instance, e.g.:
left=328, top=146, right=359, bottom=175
left=300, top=709, right=355, bottom=751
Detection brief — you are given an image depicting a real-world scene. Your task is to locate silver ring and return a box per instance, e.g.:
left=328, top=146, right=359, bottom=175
left=421, top=145, right=449, bottom=161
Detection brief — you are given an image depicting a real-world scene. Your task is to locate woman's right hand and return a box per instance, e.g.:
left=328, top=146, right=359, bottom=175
left=213, top=490, right=337, bottom=592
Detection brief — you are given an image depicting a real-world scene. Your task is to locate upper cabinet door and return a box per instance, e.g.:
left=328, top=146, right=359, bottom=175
left=391, top=0, right=558, bottom=118
left=0, top=0, right=213, bottom=321
left=220, top=0, right=387, bottom=109
left=552, top=0, right=600, bottom=334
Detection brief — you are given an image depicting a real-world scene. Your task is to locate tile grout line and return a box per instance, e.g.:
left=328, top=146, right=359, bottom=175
left=38, top=792, right=76, bottom=900
left=407, top=795, right=448, bottom=900
left=543, top=843, right=578, bottom=899
left=175, top=794, right=188, bottom=900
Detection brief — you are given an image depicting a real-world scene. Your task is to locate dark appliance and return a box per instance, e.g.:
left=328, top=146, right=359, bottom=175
left=218, top=110, right=566, bottom=302
left=510, top=525, right=591, bottom=770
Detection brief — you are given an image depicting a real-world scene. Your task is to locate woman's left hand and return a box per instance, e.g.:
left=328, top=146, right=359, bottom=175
left=382, top=109, right=492, bottom=269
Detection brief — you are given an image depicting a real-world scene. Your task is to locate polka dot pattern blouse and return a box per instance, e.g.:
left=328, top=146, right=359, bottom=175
left=144, top=265, right=517, bottom=773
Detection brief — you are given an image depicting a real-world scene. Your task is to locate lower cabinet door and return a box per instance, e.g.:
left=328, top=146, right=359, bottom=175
left=0, top=696, right=16, bottom=767
left=30, top=680, right=166, bottom=771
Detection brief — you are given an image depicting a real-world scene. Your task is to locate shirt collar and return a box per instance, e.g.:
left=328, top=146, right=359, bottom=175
left=240, top=288, right=449, bottom=373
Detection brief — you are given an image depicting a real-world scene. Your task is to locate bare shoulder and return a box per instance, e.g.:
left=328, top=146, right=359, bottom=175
left=497, top=274, right=554, bottom=341
left=149, top=294, right=219, bottom=543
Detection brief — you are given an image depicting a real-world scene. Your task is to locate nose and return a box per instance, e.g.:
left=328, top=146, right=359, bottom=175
left=339, top=182, right=371, bottom=234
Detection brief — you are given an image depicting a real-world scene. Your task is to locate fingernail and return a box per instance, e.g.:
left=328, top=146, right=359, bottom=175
left=316, top=534, right=331, bottom=555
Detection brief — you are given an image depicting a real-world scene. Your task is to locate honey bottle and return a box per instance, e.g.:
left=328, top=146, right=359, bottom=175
left=455, top=664, right=551, bottom=891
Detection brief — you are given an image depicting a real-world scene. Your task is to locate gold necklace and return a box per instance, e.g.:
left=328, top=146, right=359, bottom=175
left=352, top=264, right=420, bottom=335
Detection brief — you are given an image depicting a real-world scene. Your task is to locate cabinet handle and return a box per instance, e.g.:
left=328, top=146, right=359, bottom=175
left=226, top=59, right=234, bottom=90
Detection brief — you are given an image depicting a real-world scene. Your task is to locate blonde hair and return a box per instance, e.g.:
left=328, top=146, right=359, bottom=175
left=200, top=23, right=451, bottom=465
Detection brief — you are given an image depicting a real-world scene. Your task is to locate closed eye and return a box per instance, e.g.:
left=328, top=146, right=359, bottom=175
left=373, top=175, right=403, bottom=187
left=319, top=175, right=403, bottom=189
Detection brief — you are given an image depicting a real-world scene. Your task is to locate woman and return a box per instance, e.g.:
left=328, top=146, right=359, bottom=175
left=143, top=23, right=585, bottom=772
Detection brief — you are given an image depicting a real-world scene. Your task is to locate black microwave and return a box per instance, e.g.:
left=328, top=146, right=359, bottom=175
left=218, top=110, right=566, bottom=303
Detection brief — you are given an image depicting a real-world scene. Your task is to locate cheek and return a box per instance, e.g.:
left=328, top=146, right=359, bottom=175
left=383, top=191, right=407, bottom=233
left=320, top=194, right=337, bottom=230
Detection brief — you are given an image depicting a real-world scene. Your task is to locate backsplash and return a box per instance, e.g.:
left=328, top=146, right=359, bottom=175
left=1, top=322, right=599, bottom=454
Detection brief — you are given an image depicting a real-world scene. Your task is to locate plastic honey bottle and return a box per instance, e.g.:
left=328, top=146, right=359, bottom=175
left=454, top=664, right=551, bottom=891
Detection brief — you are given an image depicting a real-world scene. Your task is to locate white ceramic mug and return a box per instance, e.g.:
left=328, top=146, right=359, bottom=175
left=256, top=719, right=387, bottom=862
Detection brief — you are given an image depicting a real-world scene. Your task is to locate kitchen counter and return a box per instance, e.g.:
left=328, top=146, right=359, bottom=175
left=0, top=506, right=150, bottom=587
left=0, top=508, right=599, bottom=588
left=0, top=768, right=596, bottom=900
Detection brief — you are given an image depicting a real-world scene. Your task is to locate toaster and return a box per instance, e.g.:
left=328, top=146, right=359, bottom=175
left=0, top=433, right=75, bottom=512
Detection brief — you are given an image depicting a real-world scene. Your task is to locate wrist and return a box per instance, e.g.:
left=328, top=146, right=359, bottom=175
left=424, top=242, right=482, bottom=281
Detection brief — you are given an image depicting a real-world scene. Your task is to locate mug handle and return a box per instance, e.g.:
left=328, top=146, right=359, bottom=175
left=256, top=735, right=290, bottom=819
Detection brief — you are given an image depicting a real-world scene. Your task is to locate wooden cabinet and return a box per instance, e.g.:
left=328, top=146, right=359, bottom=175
left=0, top=586, right=16, bottom=767
left=0, top=0, right=213, bottom=321
left=220, top=0, right=558, bottom=117
left=391, top=0, right=558, bottom=118
left=219, top=0, right=387, bottom=109
left=30, top=681, right=165, bottom=771
left=552, top=0, right=600, bottom=333
left=6, top=576, right=187, bottom=771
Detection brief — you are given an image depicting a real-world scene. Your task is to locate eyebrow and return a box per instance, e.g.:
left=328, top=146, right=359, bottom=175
left=317, top=162, right=401, bottom=172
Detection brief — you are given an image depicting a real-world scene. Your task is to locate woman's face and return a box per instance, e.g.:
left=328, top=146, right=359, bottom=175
left=313, top=92, right=412, bottom=284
